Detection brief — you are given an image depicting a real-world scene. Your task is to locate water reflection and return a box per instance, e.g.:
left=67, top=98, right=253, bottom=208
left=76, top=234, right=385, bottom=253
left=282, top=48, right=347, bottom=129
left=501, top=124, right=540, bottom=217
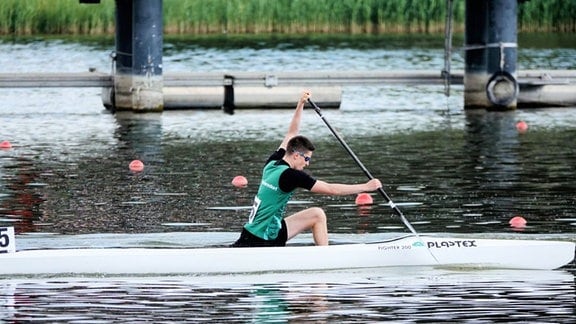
left=0, top=269, right=573, bottom=322
left=465, top=110, right=521, bottom=189
left=113, top=112, right=165, bottom=166
left=0, top=155, right=45, bottom=234
left=464, top=110, right=523, bottom=230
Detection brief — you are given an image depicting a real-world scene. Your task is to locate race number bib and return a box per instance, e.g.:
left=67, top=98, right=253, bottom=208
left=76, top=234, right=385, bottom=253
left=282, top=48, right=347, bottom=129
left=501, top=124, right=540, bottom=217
left=0, top=227, right=16, bottom=254
left=248, top=196, right=261, bottom=224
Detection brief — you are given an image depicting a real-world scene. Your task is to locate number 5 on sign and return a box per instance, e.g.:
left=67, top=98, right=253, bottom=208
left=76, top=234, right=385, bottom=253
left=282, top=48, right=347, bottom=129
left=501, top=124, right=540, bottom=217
left=0, top=227, right=16, bottom=254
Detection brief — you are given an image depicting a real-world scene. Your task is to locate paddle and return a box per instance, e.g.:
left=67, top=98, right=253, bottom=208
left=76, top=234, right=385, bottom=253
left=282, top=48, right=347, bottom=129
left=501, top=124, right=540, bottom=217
left=307, top=99, right=438, bottom=262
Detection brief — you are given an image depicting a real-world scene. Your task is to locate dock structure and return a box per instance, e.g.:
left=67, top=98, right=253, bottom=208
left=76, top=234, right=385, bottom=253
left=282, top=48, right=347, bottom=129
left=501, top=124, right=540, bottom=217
left=112, top=0, right=163, bottom=112
left=0, top=70, right=463, bottom=88
left=464, top=0, right=519, bottom=109
left=1, top=70, right=575, bottom=110
left=62, top=0, right=574, bottom=111
left=2, top=0, right=567, bottom=111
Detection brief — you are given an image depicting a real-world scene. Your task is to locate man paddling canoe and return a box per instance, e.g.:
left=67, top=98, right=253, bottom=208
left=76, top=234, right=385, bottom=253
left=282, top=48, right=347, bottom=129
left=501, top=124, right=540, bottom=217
left=232, top=91, right=382, bottom=247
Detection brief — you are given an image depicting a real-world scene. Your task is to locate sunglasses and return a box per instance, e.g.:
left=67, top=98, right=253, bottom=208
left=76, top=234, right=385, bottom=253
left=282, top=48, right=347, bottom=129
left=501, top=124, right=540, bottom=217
left=293, top=150, right=312, bottom=162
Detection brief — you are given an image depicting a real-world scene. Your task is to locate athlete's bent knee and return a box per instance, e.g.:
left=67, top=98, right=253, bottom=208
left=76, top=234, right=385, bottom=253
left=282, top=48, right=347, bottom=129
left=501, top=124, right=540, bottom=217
left=310, top=207, right=327, bottom=222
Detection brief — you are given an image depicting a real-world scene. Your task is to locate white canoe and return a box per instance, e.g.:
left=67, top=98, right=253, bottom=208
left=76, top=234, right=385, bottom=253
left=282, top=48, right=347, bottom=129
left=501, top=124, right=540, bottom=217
left=0, top=235, right=574, bottom=275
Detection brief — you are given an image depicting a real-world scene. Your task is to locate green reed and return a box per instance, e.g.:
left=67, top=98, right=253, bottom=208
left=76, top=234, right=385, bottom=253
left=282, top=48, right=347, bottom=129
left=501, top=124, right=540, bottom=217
left=0, top=0, right=573, bottom=35
left=518, top=0, right=576, bottom=32
left=0, top=0, right=115, bottom=35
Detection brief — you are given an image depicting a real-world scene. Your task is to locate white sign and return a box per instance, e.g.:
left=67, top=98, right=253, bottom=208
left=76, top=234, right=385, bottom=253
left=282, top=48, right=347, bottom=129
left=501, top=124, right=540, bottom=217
left=0, top=227, right=15, bottom=254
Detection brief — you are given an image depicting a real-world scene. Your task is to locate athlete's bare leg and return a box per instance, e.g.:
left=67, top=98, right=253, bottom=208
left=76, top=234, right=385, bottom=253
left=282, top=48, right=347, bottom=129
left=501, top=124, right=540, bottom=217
left=285, top=207, right=328, bottom=245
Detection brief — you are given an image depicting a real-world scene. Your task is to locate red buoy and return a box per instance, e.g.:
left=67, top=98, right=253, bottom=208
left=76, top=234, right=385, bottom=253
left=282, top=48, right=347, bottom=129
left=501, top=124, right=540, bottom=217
left=516, top=121, right=528, bottom=133
left=129, top=160, right=144, bottom=172
left=509, top=216, right=527, bottom=228
left=232, top=175, right=248, bottom=188
left=0, top=140, right=12, bottom=149
left=355, top=193, right=373, bottom=205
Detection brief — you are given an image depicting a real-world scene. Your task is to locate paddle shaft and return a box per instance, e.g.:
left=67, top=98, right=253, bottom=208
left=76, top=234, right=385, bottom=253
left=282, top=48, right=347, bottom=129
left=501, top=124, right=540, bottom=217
left=307, top=99, right=420, bottom=236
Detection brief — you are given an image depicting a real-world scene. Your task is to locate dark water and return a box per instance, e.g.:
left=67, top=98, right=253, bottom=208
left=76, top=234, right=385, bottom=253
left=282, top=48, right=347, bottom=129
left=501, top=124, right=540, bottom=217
left=2, top=108, right=575, bottom=237
left=1, top=269, right=574, bottom=322
left=0, top=34, right=575, bottom=322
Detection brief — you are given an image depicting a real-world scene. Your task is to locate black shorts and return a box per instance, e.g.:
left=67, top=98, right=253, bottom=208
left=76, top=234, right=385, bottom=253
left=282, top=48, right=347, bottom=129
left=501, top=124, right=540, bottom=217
left=231, top=219, right=288, bottom=248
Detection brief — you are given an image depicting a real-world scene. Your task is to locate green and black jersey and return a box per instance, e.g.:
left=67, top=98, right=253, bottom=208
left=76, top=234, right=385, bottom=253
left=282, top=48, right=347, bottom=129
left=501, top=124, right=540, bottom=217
left=244, top=149, right=316, bottom=240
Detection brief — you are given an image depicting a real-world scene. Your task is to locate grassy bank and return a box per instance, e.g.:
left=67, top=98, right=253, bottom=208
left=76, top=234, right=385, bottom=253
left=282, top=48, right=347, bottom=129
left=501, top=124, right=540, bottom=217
left=0, top=0, right=574, bottom=35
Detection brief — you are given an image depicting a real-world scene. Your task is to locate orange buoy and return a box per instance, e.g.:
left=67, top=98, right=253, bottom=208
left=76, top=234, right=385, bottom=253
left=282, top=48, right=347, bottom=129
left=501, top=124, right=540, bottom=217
left=129, top=160, right=144, bottom=172
left=516, top=121, right=528, bottom=133
left=232, top=175, right=248, bottom=188
left=509, top=216, right=527, bottom=228
left=355, top=193, right=373, bottom=205
left=0, top=140, right=12, bottom=149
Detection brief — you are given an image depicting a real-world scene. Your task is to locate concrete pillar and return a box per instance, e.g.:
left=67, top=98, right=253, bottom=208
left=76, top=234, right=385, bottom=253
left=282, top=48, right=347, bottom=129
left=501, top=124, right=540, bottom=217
left=464, top=0, right=518, bottom=110
left=113, top=0, right=163, bottom=112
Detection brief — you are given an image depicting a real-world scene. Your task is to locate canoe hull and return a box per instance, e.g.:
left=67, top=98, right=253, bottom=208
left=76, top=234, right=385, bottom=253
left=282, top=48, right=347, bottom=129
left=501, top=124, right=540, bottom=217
left=1, top=236, right=574, bottom=275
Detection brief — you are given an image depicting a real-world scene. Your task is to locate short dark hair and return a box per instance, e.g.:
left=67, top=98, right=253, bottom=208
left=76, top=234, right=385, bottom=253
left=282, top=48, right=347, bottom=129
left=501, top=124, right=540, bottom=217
left=287, top=135, right=315, bottom=153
